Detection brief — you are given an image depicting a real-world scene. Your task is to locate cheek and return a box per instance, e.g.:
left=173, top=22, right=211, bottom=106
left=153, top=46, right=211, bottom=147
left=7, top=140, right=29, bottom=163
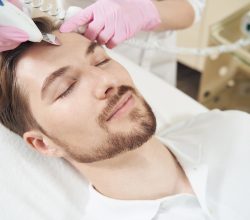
left=38, top=105, right=103, bottom=147
left=46, top=99, right=95, bottom=134
left=112, top=62, right=135, bottom=86
left=40, top=92, right=107, bottom=148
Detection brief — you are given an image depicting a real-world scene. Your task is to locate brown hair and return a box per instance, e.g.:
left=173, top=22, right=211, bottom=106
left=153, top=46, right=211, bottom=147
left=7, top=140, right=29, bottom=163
left=0, top=17, right=59, bottom=137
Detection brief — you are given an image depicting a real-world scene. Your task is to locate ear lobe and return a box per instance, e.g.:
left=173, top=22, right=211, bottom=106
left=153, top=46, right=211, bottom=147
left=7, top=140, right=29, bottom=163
left=23, top=131, right=57, bottom=157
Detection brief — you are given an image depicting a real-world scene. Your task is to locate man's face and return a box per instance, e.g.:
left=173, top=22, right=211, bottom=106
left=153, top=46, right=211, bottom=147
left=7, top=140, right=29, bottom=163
left=16, top=32, right=156, bottom=163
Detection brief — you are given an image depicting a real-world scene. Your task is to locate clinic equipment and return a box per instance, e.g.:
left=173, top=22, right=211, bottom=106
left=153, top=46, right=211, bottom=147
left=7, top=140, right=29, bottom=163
left=199, top=4, right=250, bottom=112
left=241, top=10, right=250, bottom=36
left=41, top=32, right=61, bottom=45
left=125, top=37, right=250, bottom=57
left=0, top=0, right=60, bottom=46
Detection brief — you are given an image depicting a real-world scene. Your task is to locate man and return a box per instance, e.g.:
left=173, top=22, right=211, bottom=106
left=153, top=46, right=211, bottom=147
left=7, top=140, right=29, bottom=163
left=0, top=18, right=250, bottom=220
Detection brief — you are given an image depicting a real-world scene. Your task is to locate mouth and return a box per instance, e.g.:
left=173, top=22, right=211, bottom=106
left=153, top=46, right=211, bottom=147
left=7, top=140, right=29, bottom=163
left=106, top=91, right=134, bottom=121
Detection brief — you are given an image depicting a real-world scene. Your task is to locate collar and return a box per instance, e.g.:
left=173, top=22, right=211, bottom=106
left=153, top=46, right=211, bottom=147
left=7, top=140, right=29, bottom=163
left=86, top=184, right=209, bottom=220
left=85, top=132, right=212, bottom=220
left=85, top=134, right=211, bottom=220
left=85, top=184, right=161, bottom=220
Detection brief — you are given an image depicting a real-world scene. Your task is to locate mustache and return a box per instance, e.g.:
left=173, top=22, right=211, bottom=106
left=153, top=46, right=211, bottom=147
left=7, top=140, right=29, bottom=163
left=99, top=85, right=136, bottom=122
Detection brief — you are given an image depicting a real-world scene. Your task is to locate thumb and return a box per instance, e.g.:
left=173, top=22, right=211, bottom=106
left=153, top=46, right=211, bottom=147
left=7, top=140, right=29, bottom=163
left=60, top=6, right=93, bottom=33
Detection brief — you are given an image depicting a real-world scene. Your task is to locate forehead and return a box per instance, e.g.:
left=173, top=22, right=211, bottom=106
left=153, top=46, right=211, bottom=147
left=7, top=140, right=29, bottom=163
left=15, top=32, right=91, bottom=92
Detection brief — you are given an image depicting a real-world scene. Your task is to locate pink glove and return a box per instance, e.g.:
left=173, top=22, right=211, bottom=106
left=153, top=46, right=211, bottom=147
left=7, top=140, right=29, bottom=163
left=0, top=0, right=29, bottom=52
left=0, top=26, right=29, bottom=52
left=60, top=0, right=161, bottom=48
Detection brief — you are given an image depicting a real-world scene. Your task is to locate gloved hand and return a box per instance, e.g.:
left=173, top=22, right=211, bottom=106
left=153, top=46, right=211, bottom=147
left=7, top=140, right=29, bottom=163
left=0, top=0, right=29, bottom=52
left=0, top=26, right=29, bottom=52
left=60, top=0, right=161, bottom=48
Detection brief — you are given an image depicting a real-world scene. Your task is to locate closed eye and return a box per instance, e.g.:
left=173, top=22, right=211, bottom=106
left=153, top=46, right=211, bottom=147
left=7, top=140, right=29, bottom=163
left=56, top=58, right=110, bottom=100
left=95, top=58, right=110, bottom=67
left=57, top=81, right=76, bottom=100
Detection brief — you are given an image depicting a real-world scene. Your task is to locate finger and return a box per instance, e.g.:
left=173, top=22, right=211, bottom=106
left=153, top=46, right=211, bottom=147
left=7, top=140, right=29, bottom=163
left=84, top=16, right=105, bottom=41
left=0, top=42, right=20, bottom=52
left=96, top=27, right=115, bottom=45
left=106, top=39, right=116, bottom=49
left=0, top=26, right=29, bottom=42
left=0, top=27, right=27, bottom=52
left=96, top=15, right=115, bottom=45
left=106, top=29, right=126, bottom=49
left=60, top=7, right=93, bottom=33
left=105, top=16, right=130, bottom=49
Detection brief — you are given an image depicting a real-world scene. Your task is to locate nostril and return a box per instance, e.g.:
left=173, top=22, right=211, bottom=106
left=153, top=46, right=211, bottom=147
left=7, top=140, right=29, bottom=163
left=105, top=87, right=114, bottom=96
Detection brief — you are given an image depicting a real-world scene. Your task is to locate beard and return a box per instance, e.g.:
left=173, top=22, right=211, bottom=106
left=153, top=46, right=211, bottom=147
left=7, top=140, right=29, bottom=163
left=48, top=85, right=156, bottom=163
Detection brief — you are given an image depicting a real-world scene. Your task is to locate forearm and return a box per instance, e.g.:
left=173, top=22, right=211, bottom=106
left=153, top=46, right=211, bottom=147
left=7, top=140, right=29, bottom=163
left=152, top=0, right=195, bottom=31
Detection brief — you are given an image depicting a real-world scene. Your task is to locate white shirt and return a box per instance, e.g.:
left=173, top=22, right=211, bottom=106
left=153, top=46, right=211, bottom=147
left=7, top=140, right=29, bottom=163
left=83, top=110, right=250, bottom=220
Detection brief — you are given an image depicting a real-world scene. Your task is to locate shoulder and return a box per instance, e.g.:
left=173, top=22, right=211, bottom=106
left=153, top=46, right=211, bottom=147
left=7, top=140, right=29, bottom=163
left=198, top=109, right=250, bottom=128
left=158, top=109, right=250, bottom=140
left=188, top=110, right=250, bottom=148
left=190, top=109, right=250, bottom=136
left=157, top=110, right=250, bottom=169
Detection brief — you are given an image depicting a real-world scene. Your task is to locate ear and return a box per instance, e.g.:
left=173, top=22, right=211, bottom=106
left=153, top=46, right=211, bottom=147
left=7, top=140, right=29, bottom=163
left=23, top=130, right=64, bottom=158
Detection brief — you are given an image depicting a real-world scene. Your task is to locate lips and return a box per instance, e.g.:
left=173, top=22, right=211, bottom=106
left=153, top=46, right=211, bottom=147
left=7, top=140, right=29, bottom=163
left=106, top=91, right=133, bottom=121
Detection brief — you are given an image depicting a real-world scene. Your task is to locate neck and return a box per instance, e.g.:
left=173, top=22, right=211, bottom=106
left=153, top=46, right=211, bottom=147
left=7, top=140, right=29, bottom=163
left=69, top=136, right=193, bottom=200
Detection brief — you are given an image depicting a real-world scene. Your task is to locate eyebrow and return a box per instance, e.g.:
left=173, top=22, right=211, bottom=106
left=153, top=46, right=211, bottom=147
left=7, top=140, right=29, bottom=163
left=86, top=41, right=101, bottom=55
left=41, top=42, right=101, bottom=100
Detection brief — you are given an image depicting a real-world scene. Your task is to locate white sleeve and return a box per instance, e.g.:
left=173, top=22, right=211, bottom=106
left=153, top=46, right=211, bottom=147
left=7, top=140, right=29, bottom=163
left=187, top=0, right=206, bottom=23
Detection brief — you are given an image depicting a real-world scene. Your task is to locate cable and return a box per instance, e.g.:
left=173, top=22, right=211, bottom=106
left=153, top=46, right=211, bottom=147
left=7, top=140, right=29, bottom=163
left=124, top=37, right=250, bottom=57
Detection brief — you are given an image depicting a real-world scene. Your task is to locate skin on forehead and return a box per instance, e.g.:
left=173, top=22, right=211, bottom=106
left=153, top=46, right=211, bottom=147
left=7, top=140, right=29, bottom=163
left=16, top=31, right=91, bottom=93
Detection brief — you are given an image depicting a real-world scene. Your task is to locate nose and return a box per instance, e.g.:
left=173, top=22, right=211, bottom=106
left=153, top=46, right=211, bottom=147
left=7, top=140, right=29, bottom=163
left=93, top=69, right=120, bottom=100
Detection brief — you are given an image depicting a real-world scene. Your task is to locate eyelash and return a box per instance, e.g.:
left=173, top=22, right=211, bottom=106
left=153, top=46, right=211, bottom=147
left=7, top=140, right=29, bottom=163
left=95, top=58, right=110, bottom=66
left=57, top=59, right=111, bottom=100
left=57, top=82, right=76, bottom=99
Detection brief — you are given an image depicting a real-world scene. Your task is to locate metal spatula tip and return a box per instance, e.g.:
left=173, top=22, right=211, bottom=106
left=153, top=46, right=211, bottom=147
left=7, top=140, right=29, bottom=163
left=42, top=33, right=61, bottom=46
